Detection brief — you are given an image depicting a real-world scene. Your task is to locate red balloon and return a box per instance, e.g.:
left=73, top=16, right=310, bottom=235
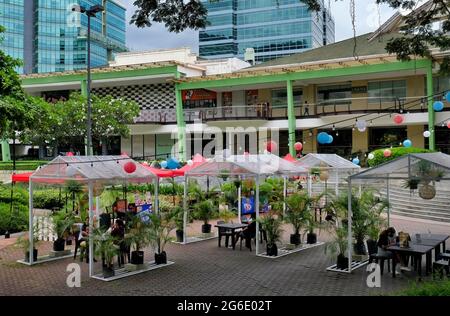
left=393, top=114, right=404, bottom=125
left=124, top=162, right=137, bottom=174
left=294, top=142, right=303, bottom=151
left=383, top=149, right=392, bottom=158
left=447, top=121, right=450, bottom=129
left=66, top=152, right=74, bottom=157
left=266, top=141, right=278, bottom=153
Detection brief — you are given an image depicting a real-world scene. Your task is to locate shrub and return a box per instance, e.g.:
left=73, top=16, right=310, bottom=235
left=368, top=147, right=433, bottom=167
left=0, top=161, right=47, bottom=171
left=0, top=202, right=28, bottom=235
left=0, top=184, right=28, bottom=206
left=395, top=280, right=450, bottom=296
left=33, top=189, right=65, bottom=210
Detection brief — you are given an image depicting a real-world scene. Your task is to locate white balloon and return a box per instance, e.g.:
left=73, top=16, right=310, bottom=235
left=356, top=120, right=367, bottom=132
left=187, top=160, right=194, bottom=166
left=368, top=153, right=375, bottom=160
left=423, top=131, right=431, bottom=138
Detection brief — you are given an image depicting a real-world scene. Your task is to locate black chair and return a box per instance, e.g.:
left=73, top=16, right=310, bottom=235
left=238, top=222, right=257, bottom=251
left=217, top=221, right=234, bottom=248
left=368, top=242, right=391, bottom=275
left=433, top=259, right=450, bottom=279
left=438, top=252, right=450, bottom=260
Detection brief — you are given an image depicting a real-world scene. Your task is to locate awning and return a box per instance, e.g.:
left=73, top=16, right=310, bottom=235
left=11, top=172, right=33, bottom=183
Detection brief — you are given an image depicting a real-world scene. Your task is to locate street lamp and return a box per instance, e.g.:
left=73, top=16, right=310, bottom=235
left=72, top=4, right=104, bottom=156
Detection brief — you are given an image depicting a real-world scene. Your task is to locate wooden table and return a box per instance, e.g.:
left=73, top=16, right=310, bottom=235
left=388, top=244, right=434, bottom=279
left=215, top=223, right=248, bottom=250
left=411, top=234, right=449, bottom=261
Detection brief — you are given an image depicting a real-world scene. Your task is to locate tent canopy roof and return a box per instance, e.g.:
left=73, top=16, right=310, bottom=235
left=31, top=156, right=157, bottom=185
left=350, top=153, right=450, bottom=183
left=297, top=154, right=361, bottom=171
left=186, top=154, right=308, bottom=177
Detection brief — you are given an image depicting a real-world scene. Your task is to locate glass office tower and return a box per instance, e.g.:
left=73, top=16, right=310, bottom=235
left=0, top=0, right=25, bottom=73
left=0, top=0, right=126, bottom=74
left=199, top=0, right=335, bottom=63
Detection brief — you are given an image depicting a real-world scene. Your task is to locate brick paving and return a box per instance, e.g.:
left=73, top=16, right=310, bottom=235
left=0, top=216, right=448, bottom=296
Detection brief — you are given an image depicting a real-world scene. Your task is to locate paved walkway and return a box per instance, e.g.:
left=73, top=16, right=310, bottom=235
left=0, top=215, right=448, bottom=296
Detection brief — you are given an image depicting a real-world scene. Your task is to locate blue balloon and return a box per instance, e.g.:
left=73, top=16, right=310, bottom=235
left=317, top=132, right=330, bottom=145
left=433, top=101, right=444, bottom=112
left=445, top=92, right=450, bottom=103
left=403, top=139, right=412, bottom=148
left=166, top=157, right=181, bottom=170
left=327, top=134, right=334, bottom=144
left=160, top=161, right=168, bottom=169
left=352, top=158, right=360, bottom=165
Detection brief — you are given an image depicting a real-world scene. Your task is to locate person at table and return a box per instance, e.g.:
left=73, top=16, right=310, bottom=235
left=377, top=227, right=410, bottom=272
left=110, top=219, right=128, bottom=267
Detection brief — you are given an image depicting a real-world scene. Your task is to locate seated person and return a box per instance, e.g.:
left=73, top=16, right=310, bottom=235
left=377, top=227, right=396, bottom=257
left=239, top=221, right=257, bottom=250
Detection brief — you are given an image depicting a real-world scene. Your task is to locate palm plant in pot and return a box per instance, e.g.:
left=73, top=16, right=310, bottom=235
left=148, top=209, right=177, bottom=265
left=325, top=224, right=349, bottom=270
left=51, top=210, right=75, bottom=252
left=91, top=228, right=119, bottom=278
left=258, top=213, right=283, bottom=256
left=193, top=200, right=217, bottom=234
left=125, top=217, right=149, bottom=265
left=15, top=229, right=40, bottom=263
left=173, top=206, right=185, bottom=243
left=284, top=193, right=311, bottom=246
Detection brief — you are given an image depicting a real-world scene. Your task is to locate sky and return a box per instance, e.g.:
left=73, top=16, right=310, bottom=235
left=123, top=0, right=399, bottom=53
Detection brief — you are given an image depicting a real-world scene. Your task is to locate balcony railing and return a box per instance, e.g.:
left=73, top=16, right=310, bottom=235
left=134, top=96, right=440, bottom=124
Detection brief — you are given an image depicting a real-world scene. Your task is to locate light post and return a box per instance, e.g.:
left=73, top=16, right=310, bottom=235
left=72, top=4, right=104, bottom=156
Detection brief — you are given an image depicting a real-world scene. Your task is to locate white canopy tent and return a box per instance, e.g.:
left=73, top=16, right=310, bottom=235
left=184, top=153, right=309, bottom=253
left=345, top=153, right=450, bottom=273
left=297, top=154, right=361, bottom=196
left=26, top=156, right=158, bottom=278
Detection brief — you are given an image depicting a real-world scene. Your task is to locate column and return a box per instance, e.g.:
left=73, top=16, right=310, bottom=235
left=426, top=60, right=435, bottom=151
left=1, top=140, right=11, bottom=162
left=175, top=84, right=186, bottom=161
left=287, top=80, right=296, bottom=157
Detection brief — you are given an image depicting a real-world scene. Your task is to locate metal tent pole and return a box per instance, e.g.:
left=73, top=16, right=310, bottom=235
left=28, top=180, right=34, bottom=265
left=183, top=175, right=188, bottom=244
left=255, top=175, right=260, bottom=255
left=347, top=179, right=353, bottom=273
left=155, top=178, right=160, bottom=214
left=283, top=176, right=287, bottom=216
left=88, top=182, right=94, bottom=277
left=238, top=185, right=242, bottom=223
left=387, top=177, right=391, bottom=227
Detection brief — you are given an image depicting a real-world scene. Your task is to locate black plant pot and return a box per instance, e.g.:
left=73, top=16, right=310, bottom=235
left=336, top=254, right=349, bottom=270
left=131, top=251, right=144, bottom=265
left=53, top=238, right=66, bottom=252
left=366, top=239, right=378, bottom=255
left=266, top=243, right=278, bottom=257
left=4, top=231, right=10, bottom=239
left=353, top=241, right=367, bottom=255
left=290, top=234, right=301, bottom=245
left=176, top=230, right=184, bottom=242
left=307, top=233, right=317, bottom=244
left=25, top=249, right=38, bottom=263
left=102, top=266, right=115, bottom=279
left=202, top=224, right=212, bottom=234
left=155, top=251, right=167, bottom=265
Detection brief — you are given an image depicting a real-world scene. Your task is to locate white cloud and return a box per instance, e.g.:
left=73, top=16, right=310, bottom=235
left=123, top=0, right=396, bottom=52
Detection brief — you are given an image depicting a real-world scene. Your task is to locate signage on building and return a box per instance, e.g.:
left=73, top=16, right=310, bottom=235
left=182, top=89, right=217, bottom=101
left=352, top=86, right=368, bottom=94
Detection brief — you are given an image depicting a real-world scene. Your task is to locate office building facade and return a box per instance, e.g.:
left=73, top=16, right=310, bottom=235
left=199, top=0, right=335, bottom=63
left=0, top=0, right=126, bottom=74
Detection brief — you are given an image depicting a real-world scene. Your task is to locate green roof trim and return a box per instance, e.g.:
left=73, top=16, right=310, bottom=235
left=22, top=65, right=179, bottom=86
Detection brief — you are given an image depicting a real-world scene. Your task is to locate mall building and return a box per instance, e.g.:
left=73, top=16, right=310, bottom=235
left=18, top=28, right=450, bottom=161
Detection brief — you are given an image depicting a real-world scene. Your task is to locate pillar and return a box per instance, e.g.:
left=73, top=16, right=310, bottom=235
left=287, top=80, right=296, bottom=156
left=426, top=60, right=435, bottom=151
left=175, top=84, right=186, bottom=161
left=1, top=140, right=11, bottom=162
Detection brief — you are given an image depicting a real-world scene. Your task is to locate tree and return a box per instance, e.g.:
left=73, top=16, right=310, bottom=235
left=130, top=0, right=450, bottom=72
left=21, top=92, right=140, bottom=156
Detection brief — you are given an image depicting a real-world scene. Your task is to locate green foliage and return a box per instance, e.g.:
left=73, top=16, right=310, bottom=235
left=0, top=184, right=28, bottom=205
left=193, top=200, right=217, bottom=225
left=147, top=209, right=177, bottom=254
left=258, top=214, right=283, bottom=247
left=367, top=147, right=433, bottom=167
left=395, top=279, right=450, bottom=296
left=51, top=210, right=76, bottom=239
left=125, top=216, right=150, bottom=252
left=90, top=228, right=119, bottom=268
left=0, top=161, right=47, bottom=171
left=0, top=202, right=28, bottom=235
left=284, top=192, right=314, bottom=235
left=33, top=189, right=64, bottom=209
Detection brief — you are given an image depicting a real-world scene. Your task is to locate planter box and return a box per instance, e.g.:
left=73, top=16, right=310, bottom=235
left=124, top=263, right=146, bottom=272
left=49, top=250, right=71, bottom=258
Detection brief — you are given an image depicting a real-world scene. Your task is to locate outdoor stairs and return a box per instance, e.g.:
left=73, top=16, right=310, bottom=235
left=379, top=185, right=450, bottom=223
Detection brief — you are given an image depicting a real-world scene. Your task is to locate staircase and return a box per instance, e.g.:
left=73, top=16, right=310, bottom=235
left=380, top=184, right=450, bottom=223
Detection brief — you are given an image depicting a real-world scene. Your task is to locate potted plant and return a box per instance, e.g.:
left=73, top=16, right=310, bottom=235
left=219, top=209, right=236, bottom=223
left=148, top=209, right=177, bottom=265
left=306, top=212, right=318, bottom=244
left=125, top=217, right=149, bottom=265
left=325, top=225, right=349, bottom=270
left=173, top=206, right=185, bottom=243
left=91, top=228, right=119, bottom=278
left=193, top=200, right=216, bottom=234
left=402, top=178, right=420, bottom=191
left=284, top=193, right=311, bottom=245
left=15, top=232, right=40, bottom=263
left=51, top=210, right=75, bottom=252
left=258, top=213, right=283, bottom=256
